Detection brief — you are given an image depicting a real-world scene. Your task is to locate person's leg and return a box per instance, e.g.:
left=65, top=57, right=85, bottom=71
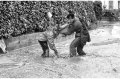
left=38, top=40, right=49, bottom=57
left=47, top=32, right=59, bottom=57
left=47, top=39, right=59, bottom=57
left=70, top=37, right=81, bottom=57
left=77, top=44, right=86, bottom=56
left=77, top=38, right=86, bottom=56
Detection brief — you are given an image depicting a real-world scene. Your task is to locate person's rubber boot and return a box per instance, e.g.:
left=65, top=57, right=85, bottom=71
left=78, top=50, right=86, bottom=56
left=41, top=52, right=46, bottom=57
left=41, top=49, right=49, bottom=58
left=38, top=40, right=49, bottom=58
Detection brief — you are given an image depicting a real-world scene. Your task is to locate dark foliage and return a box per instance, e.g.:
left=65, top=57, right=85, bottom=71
left=0, top=1, right=96, bottom=38
left=93, top=1, right=102, bottom=20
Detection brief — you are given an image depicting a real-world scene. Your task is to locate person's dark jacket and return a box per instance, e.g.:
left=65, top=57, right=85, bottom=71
left=61, top=17, right=91, bottom=42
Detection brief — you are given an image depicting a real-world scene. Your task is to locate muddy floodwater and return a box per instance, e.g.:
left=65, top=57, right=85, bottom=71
left=0, top=21, right=120, bottom=78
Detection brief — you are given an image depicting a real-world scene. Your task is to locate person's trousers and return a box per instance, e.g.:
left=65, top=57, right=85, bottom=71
left=38, top=40, right=49, bottom=57
left=70, top=37, right=86, bottom=57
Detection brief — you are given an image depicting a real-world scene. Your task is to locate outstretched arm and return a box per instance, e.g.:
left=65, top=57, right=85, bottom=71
left=52, top=23, right=70, bottom=37
left=53, top=23, right=74, bottom=37
left=59, top=23, right=69, bottom=30
left=59, top=24, right=75, bottom=36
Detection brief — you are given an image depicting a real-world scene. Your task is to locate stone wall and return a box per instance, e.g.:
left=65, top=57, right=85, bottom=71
left=5, top=32, right=74, bottom=51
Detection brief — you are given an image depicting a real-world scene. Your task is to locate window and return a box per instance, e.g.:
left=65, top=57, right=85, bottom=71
left=109, top=1, right=113, bottom=10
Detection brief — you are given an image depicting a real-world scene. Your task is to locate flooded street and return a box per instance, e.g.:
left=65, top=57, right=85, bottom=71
left=0, top=21, right=120, bottom=78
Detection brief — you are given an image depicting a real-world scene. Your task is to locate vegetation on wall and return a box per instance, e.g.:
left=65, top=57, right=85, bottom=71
left=93, top=1, right=102, bottom=21
left=0, top=1, right=96, bottom=39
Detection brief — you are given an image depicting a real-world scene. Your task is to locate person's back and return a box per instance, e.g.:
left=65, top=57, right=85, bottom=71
left=78, top=17, right=91, bottom=42
left=71, top=17, right=83, bottom=36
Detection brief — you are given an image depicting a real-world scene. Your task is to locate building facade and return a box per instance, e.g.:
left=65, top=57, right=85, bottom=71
left=91, top=0, right=119, bottom=10
left=101, top=0, right=119, bottom=10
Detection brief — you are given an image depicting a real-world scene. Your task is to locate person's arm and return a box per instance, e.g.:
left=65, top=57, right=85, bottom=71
left=60, top=24, right=75, bottom=36
left=59, top=23, right=69, bottom=30
left=53, top=23, right=70, bottom=37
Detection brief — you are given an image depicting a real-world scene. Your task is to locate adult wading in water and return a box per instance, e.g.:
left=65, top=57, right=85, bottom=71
left=38, top=12, right=60, bottom=58
left=60, top=12, right=91, bottom=57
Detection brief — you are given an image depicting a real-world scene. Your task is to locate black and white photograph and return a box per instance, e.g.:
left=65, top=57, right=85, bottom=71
left=0, top=0, right=120, bottom=78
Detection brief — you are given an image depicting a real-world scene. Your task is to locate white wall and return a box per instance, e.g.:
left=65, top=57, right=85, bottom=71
left=114, top=0, right=118, bottom=9
left=101, top=0, right=118, bottom=9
